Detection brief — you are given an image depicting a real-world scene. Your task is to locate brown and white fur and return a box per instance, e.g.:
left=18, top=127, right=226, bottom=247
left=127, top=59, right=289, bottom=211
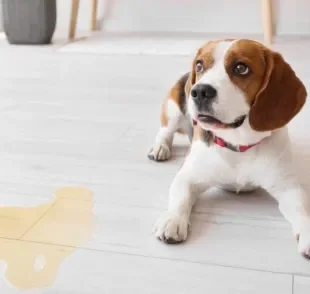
left=149, top=39, right=310, bottom=258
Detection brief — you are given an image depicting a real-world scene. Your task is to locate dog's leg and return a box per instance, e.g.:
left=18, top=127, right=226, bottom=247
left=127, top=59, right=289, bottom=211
left=267, top=182, right=310, bottom=258
left=153, top=168, right=197, bottom=243
left=148, top=72, right=190, bottom=162
left=148, top=99, right=185, bottom=162
left=153, top=139, right=211, bottom=243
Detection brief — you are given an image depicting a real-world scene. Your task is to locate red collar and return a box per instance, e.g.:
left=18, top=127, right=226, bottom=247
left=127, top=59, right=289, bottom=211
left=214, top=136, right=262, bottom=152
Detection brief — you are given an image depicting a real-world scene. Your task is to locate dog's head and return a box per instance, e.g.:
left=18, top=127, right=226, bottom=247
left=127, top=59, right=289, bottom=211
left=186, top=39, right=307, bottom=134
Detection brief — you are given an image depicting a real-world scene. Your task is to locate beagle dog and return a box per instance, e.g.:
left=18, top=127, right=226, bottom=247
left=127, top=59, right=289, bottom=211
left=149, top=39, right=310, bottom=258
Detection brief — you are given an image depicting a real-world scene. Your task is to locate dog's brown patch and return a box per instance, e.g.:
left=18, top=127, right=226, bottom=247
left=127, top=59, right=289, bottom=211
left=224, top=40, right=267, bottom=106
left=160, top=99, right=168, bottom=126
left=168, top=73, right=190, bottom=113
left=225, top=39, right=307, bottom=131
left=186, top=40, right=220, bottom=95
left=249, top=49, right=307, bottom=131
left=160, top=73, right=190, bottom=128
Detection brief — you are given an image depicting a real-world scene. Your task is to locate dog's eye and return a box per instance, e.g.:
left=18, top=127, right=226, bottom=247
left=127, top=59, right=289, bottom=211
left=196, top=61, right=204, bottom=73
left=234, top=62, right=250, bottom=76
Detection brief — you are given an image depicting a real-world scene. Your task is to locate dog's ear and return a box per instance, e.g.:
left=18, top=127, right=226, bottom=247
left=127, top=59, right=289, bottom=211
left=185, top=48, right=201, bottom=98
left=249, top=50, right=307, bottom=132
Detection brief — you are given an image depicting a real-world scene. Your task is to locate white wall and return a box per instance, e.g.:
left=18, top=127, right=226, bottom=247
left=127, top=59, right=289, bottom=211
left=105, top=0, right=310, bottom=36
left=1, top=0, right=307, bottom=37
left=55, top=0, right=107, bottom=36
left=0, top=2, right=2, bottom=31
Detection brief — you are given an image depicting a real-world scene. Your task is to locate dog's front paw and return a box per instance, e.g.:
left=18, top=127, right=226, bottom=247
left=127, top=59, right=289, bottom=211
left=297, top=219, right=310, bottom=259
left=148, top=143, right=171, bottom=162
left=153, top=212, right=189, bottom=244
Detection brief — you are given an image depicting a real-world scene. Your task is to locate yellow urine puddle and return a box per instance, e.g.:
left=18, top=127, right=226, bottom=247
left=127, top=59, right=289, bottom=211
left=0, top=199, right=53, bottom=239
left=0, top=187, right=94, bottom=290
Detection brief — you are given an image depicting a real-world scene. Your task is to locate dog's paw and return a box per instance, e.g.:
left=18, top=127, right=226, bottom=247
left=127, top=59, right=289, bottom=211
left=148, top=143, right=171, bottom=162
left=297, top=219, right=310, bottom=259
left=153, top=212, right=189, bottom=244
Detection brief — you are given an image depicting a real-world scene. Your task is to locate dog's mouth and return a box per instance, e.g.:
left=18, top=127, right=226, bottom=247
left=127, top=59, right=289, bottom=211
left=193, top=114, right=246, bottom=129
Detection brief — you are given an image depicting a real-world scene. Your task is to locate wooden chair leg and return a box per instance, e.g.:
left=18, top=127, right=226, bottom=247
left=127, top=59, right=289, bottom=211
left=261, top=0, right=273, bottom=44
left=69, top=0, right=80, bottom=40
left=91, top=0, right=98, bottom=31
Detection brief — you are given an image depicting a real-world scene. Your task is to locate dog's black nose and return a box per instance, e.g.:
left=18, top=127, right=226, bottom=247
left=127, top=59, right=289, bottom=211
left=191, top=84, right=217, bottom=100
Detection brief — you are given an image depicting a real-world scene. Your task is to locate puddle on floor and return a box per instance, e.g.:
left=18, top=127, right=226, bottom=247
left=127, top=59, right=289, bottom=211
left=0, top=187, right=94, bottom=290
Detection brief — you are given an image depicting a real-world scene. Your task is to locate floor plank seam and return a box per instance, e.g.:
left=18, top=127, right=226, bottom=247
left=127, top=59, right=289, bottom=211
left=1, top=237, right=306, bottom=277
left=18, top=200, right=58, bottom=240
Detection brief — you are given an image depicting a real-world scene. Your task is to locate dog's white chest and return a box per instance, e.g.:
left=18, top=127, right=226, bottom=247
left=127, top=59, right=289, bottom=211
left=191, top=141, right=257, bottom=192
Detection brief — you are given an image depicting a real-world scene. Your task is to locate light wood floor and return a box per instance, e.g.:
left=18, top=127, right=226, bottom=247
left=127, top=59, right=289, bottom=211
left=0, top=37, right=310, bottom=293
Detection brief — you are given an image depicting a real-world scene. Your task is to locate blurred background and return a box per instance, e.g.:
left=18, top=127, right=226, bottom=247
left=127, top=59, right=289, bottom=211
left=1, top=0, right=310, bottom=51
